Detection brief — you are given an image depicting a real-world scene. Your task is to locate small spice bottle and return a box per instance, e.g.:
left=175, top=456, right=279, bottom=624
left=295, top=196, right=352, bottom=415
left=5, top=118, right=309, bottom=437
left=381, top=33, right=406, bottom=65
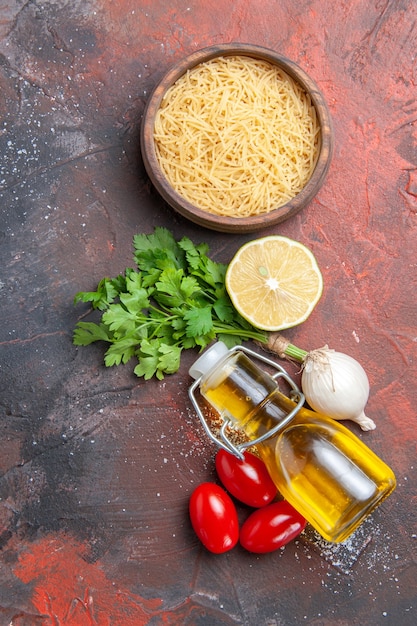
left=189, top=342, right=396, bottom=543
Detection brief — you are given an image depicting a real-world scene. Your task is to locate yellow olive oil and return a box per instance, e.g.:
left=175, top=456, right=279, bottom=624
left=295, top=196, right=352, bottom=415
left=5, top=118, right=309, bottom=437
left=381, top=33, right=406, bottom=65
left=199, top=348, right=396, bottom=543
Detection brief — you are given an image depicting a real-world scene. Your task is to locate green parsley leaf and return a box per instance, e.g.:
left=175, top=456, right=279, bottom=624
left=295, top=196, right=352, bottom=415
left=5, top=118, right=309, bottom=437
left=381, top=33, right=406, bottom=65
left=155, top=269, right=202, bottom=308
left=183, top=307, right=213, bottom=337
left=102, top=304, right=138, bottom=335
left=213, top=295, right=236, bottom=323
left=73, top=322, right=111, bottom=345
left=73, top=277, right=119, bottom=311
left=133, top=339, right=181, bottom=380
left=104, top=335, right=138, bottom=366
left=133, top=339, right=160, bottom=379
left=157, top=343, right=182, bottom=375
left=133, top=227, right=186, bottom=280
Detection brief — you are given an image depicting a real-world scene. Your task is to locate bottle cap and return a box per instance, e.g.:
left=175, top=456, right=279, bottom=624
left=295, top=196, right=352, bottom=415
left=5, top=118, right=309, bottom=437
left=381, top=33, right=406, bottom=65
left=189, top=341, right=229, bottom=380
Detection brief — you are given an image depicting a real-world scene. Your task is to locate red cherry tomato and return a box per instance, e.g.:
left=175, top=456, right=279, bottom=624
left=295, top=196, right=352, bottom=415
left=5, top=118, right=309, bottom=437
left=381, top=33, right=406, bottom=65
left=240, top=500, right=306, bottom=553
left=215, top=449, right=277, bottom=508
left=189, top=482, right=239, bottom=554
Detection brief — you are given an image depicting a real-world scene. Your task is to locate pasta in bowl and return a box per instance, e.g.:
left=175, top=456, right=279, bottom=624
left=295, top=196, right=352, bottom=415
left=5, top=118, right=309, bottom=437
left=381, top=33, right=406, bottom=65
left=141, top=44, right=333, bottom=233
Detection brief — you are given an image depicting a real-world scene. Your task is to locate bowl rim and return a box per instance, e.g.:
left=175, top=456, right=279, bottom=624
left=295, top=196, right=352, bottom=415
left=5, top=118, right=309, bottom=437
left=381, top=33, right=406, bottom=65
left=140, top=43, right=333, bottom=233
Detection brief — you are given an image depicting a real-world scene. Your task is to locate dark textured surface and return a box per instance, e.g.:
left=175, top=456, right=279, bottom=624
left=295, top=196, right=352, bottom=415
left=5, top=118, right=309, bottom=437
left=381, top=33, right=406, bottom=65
left=1, top=1, right=416, bottom=624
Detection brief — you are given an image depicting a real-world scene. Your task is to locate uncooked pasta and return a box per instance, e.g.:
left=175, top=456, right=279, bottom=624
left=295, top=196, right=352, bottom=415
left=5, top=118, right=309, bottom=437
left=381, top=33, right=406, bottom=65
left=153, top=55, right=320, bottom=217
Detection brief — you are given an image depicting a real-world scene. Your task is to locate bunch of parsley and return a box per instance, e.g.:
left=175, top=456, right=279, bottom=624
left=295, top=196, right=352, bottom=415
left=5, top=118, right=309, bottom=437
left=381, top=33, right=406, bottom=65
left=73, top=227, right=267, bottom=380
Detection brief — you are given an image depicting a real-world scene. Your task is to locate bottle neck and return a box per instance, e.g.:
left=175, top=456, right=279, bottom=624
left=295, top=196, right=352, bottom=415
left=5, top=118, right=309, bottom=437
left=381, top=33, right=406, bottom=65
left=200, top=350, right=302, bottom=443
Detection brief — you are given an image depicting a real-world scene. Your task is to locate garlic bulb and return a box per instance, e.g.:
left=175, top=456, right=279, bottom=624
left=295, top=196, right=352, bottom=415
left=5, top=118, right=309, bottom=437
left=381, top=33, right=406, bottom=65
left=301, top=346, right=376, bottom=431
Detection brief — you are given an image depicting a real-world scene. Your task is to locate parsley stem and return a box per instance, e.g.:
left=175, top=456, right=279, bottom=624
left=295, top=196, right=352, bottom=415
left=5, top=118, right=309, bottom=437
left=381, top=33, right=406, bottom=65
left=212, top=323, right=268, bottom=343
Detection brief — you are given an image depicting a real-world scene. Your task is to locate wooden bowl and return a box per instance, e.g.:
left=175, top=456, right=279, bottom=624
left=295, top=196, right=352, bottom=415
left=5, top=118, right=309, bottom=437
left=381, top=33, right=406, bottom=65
left=141, top=43, right=333, bottom=233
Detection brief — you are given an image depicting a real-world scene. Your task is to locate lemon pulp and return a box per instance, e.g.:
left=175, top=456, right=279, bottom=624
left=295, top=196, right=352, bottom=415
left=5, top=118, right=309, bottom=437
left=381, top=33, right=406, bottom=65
left=225, top=235, right=323, bottom=331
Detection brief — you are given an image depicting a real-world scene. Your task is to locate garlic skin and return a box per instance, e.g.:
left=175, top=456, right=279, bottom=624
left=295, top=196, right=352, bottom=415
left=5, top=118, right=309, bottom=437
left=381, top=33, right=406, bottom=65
left=301, top=346, right=376, bottom=431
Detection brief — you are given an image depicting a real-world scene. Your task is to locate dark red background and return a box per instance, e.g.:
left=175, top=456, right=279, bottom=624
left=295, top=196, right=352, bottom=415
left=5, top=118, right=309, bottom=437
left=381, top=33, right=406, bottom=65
left=1, top=1, right=416, bottom=624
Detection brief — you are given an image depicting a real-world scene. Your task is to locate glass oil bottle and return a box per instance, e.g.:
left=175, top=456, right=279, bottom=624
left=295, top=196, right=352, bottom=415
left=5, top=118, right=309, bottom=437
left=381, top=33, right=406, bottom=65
left=188, top=342, right=396, bottom=543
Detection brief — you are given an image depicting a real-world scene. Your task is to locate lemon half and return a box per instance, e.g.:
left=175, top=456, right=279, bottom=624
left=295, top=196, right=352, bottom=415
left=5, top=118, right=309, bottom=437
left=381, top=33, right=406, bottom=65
left=225, top=236, right=323, bottom=331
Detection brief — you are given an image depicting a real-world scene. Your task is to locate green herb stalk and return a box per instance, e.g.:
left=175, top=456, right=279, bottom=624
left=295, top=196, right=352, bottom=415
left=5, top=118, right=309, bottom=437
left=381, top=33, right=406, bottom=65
left=73, top=227, right=268, bottom=380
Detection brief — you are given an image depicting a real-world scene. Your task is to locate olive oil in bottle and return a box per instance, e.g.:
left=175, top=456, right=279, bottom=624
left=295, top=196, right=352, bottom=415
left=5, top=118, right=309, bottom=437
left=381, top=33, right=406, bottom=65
left=189, top=342, right=396, bottom=543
